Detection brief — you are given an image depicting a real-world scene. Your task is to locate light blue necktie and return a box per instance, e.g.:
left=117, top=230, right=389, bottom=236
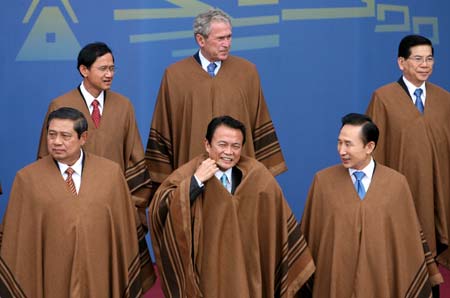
left=414, top=88, right=424, bottom=113
left=353, top=171, right=366, bottom=199
left=207, top=62, right=217, bottom=77
left=220, top=173, right=229, bottom=192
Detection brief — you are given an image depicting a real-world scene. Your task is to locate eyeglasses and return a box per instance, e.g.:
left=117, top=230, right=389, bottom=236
left=408, top=56, right=434, bottom=64
left=95, top=65, right=116, bottom=73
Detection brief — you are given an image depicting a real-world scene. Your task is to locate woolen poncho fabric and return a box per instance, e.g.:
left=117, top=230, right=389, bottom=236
left=0, top=153, right=154, bottom=297
left=301, top=164, right=442, bottom=298
left=366, top=80, right=450, bottom=267
left=145, top=55, right=287, bottom=183
left=37, top=88, right=153, bottom=228
left=149, top=154, right=314, bottom=298
left=36, top=88, right=155, bottom=286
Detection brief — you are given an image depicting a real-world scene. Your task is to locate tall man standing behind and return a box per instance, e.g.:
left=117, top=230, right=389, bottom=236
left=36, top=42, right=155, bottom=289
left=146, top=9, right=286, bottom=186
left=366, top=35, right=450, bottom=276
left=301, top=113, right=442, bottom=298
left=1, top=108, right=150, bottom=297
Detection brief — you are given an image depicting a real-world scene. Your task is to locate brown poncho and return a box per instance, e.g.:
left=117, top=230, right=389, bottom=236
left=366, top=80, right=450, bottom=266
left=301, top=164, right=442, bottom=298
left=145, top=55, right=287, bottom=183
left=37, top=87, right=153, bottom=231
left=0, top=153, right=154, bottom=297
left=149, top=154, right=314, bottom=298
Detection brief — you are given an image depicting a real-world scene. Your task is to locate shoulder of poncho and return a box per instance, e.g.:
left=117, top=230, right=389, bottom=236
left=374, top=163, right=405, bottom=180
left=427, top=81, right=450, bottom=95
left=19, top=156, right=51, bottom=175
left=51, top=88, right=80, bottom=103
left=316, top=164, right=342, bottom=177
left=85, top=152, right=122, bottom=171
left=374, top=81, right=400, bottom=93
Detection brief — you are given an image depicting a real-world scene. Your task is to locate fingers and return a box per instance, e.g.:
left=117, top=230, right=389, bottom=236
left=195, top=158, right=219, bottom=183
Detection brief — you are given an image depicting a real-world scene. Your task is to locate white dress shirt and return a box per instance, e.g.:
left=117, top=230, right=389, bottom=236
left=80, top=81, right=104, bottom=115
left=402, top=76, right=426, bottom=106
left=348, top=157, right=375, bottom=193
left=198, top=50, right=222, bottom=76
left=58, top=150, right=84, bottom=194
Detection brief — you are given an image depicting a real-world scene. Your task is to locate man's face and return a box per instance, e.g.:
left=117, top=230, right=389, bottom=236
left=337, top=124, right=374, bottom=170
left=196, top=21, right=232, bottom=61
left=398, top=45, right=433, bottom=87
left=205, top=125, right=243, bottom=171
left=47, top=118, right=87, bottom=166
left=79, top=53, right=115, bottom=97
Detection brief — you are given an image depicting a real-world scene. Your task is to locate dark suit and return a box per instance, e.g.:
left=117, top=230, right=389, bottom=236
left=190, top=167, right=242, bottom=202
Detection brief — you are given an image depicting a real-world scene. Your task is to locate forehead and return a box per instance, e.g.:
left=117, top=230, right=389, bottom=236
left=93, top=53, right=114, bottom=65
left=338, top=124, right=363, bottom=142
left=409, top=45, right=432, bottom=55
left=48, top=118, right=76, bottom=132
left=209, top=21, right=231, bottom=34
left=212, top=125, right=243, bottom=142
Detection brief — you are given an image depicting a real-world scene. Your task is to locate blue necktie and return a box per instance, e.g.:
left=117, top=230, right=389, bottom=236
left=207, top=62, right=217, bottom=77
left=414, top=88, right=424, bottom=113
left=220, top=173, right=229, bottom=192
left=353, top=171, right=366, bottom=199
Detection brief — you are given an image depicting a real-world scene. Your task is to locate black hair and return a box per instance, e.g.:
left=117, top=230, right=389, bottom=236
left=205, top=115, right=246, bottom=145
left=47, top=107, right=88, bottom=139
left=77, top=42, right=114, bottom=76
left=341, top=113, right=379, bottom=146
left=398, top=35, right=433, bottom=58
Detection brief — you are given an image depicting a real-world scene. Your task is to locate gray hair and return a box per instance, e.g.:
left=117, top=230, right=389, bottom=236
left=193, top=8, right=232, bottom=37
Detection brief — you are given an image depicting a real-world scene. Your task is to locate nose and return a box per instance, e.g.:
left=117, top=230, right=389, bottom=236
left=338, top=145, right=346, bottom=156
left=54, top=135, right=63, bottom=145
left=224, top=146, right=232, bottom=155
left=222, top=37, right=231, bottom=48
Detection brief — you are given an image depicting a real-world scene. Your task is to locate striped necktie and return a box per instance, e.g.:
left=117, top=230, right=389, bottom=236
left=65, top=167, right=77, bottom=196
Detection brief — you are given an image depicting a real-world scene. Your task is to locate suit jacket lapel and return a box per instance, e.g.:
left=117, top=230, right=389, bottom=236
left=231, top=167, right=242, bottom=195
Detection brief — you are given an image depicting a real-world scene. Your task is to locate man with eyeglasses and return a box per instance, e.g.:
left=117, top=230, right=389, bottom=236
left=366, top=34, right=450, bottom=297
left=36, top=42, right=156, bottom=291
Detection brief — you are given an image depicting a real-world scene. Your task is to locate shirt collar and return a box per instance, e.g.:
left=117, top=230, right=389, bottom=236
left=198, top=50, right=222, bottom=72
left=215, top=168, right=232, bottom=182
left=402, top=76, right=426, bottom=99
left=58, top=149, right=84, bottom=177
left=80, top=81, right=105, bottom=108
left=349, top=157, right=374, bottom=180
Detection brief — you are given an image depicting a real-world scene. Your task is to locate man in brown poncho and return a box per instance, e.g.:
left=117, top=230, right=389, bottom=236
left=36, top=42, right=155, bottom=289
left=146, top=9, right=286, bottom=186
left=0, top=107, right=151, bottom=297
left=301, top=113, right=443, bottom=298
left=366, top=35, right=450, bottom=296
left=149, top=115, right=314, bottom=298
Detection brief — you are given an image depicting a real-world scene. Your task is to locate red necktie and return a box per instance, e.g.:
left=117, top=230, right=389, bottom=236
left=65, top=167, right=77, bottom=196
left=91, top=99, right=101, bottom=128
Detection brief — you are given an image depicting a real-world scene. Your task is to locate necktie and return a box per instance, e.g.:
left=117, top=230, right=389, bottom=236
left=65, top=167, right=77, bottom=195
left=353, top=171, right=366, bottom=199
left=207, top=62, right=217, bottom=77
left=414, top=88, right=424, bottom=113
left=220, top=173, right=229, bottom=192
left=91, top=99, right=101, bottom=128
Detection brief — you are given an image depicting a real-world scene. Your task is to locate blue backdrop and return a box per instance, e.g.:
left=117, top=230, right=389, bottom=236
left=1, top=0, right=449, bottom=225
